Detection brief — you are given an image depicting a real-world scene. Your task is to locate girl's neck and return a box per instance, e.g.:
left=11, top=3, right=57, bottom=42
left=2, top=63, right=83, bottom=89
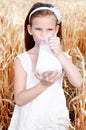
left=28, top=44, right=39, bottom=54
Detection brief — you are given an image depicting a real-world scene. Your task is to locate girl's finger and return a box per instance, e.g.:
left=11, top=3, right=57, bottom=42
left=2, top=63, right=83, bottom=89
left=34, top=72, right=42, bottom=80
left=49, top=70, right=62, bottom=81
left=43, top=70, right=50, bottom=78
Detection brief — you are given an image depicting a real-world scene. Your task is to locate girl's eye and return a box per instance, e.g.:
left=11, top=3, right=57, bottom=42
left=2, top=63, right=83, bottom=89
left=35, top=28, right=41, bottom=30
left=48, top=29, right=53, bottom=31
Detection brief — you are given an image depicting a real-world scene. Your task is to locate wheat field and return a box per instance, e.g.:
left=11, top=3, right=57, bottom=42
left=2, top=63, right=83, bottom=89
left=0, top=0, right=86, bottom=130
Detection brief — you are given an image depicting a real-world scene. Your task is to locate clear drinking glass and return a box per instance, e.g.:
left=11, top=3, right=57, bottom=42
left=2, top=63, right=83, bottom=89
left=36, top=36, right=62, bottom=74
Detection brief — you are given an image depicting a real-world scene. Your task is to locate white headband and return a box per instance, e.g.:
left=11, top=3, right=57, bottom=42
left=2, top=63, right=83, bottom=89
left=29, top=7, right=62, bottom=24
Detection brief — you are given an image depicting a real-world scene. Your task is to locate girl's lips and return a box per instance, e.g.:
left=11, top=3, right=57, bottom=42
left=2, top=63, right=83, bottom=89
left=39, top=40, right=49, bottom=45
left=39, top=36, right=51, bottom=44
left=41, top=39, right=48, bottom=42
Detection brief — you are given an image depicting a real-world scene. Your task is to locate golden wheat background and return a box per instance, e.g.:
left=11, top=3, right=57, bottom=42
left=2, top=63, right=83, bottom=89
left=0, top=0, right=86, bottom=130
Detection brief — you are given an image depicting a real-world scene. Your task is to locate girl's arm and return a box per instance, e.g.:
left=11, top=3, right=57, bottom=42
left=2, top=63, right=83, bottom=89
left=56, top=52, right=83, bottom=88
left=14, top=58, right=59, bottom=106
left=14, top=58, right=46, bottom=106
left=49, top=36, right=83, bottom=88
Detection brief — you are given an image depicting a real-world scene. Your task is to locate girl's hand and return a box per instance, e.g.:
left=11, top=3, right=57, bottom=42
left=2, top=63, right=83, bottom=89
left=49, top=36, right=63, bottom=56
left=35, top=70, right=62, bottom=88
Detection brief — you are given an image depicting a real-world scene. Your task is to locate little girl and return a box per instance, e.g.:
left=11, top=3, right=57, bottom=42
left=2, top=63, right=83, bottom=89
left=8, top=2, right=82, bottom=130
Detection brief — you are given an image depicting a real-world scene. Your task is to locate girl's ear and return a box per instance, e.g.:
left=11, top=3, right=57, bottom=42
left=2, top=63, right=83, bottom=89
left=27, top=25, right=32, bottom=35
left=55, top=25, right=59, bottom=35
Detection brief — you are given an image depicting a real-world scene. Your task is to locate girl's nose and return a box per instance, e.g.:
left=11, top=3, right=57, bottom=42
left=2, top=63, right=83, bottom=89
left=41, top=33, right=49, bottom=39
left=41, top=30, right=48, bottom=36
left=42, top=35, right=47, bottom=39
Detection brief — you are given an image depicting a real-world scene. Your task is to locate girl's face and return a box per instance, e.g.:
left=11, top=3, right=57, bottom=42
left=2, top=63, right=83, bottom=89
left=27, top=15, right=59, bottom=45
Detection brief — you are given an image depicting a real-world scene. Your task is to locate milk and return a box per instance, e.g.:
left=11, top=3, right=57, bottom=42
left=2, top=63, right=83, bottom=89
left=36, top=38, right=62, bottom=74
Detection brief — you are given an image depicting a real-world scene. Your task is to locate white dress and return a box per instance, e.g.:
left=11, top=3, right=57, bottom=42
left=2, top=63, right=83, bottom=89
left=8, top=44, right=70, bottom=130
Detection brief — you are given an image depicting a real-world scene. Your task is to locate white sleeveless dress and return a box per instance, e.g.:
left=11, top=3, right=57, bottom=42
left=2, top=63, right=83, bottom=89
left=8, top=44, right=70, bottom=130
